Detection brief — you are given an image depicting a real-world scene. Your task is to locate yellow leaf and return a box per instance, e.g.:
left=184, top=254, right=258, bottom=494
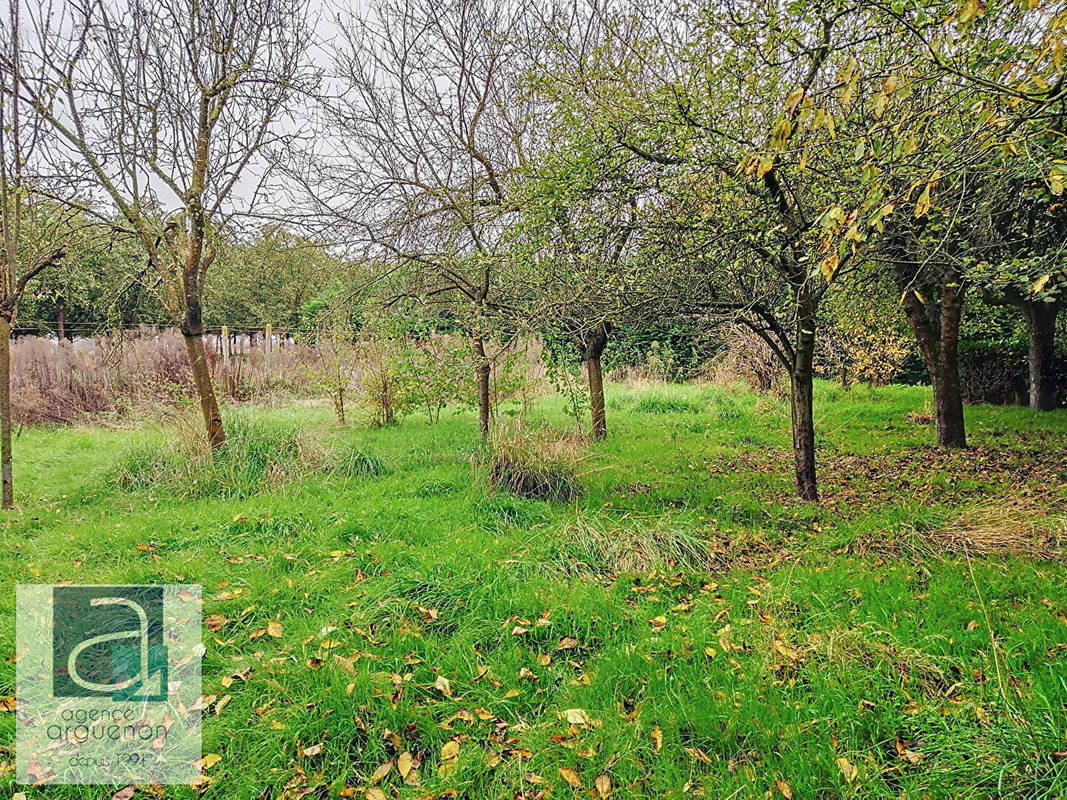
left=365, top=789, right=388, bottom=800
left=757, top=156, right=774, bottom=178
left=434, top=675, right=454, bottom=698
left=440, top=739, right=460, bottom=775
left=559, top=767, right=583, bottom=789
left=397, top=750, right=419, bottom=785
left=266, top=620, right=283, bottom=638
left=873, top=93, right=888, bottom=118
left=914, top=184, right=932, bottom=218
left=1033, top=274, right=1052, bottom=293
left=563, top=708, right=592, bottom=726
left=651, top=726, right=663, bottom=753
left=836, top=756, right=858, bottom=783
left=776, top=778, right=794, bottom=798
left=369, top=761, right=393, bottom=784
left=197, top=753, right=222, bottom=771
left=595, top=774, right=612, bottom=798
left=784, top=88, right=804, bottom=114
left=820, top=253, right=840, bottom=281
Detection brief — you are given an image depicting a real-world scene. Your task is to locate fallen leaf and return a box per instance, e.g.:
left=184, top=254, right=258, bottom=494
left=836, top=756, right=858, bottom=783
left=651, top=726, right=663, bottom=753
left=775, top=778, right=794, bottom=798
left=559, top=767, right=583, bottom=789
left=563, top=708, right=592, bottom=726
left=595, top=774, right=611, bottom=798
left=267, top=620, right=284, bottom=637
left=439, top=739, right=460, bottom=775
left=369, top=761, right=393, bottom=784
left=434, top=675, right=454, bottom=698
left=204, top=614, right=228, bottom=631
left=112, top=787, right=135, bottom=800
left=397, top=750, right=419, bottom=785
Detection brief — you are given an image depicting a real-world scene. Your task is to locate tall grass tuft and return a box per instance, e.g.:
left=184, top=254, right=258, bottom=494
left=109, top=412, right=386, bottom=498
left=484, top=420, right=585, bottom=502
left=549, top=515, right=714, bottom=575
left=634, top=393, right=702, bottom=414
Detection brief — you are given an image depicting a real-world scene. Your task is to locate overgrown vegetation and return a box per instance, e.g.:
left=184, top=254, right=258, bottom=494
left=2, top=384, right=1065, bottom=799
left=109, top=412, right=388, bottom=499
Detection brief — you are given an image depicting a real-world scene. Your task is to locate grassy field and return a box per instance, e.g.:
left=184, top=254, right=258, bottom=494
left=1, top=381, right=1066, bottom=799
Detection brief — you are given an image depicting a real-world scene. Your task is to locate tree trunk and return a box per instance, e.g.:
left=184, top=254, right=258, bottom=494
left=791, top=293, right=818, bottom=501
left=897, top=280, right=967, bottom=448
left=582, top=323, right=610, bottom=440
left=933, top=286, right=966, bottom=447
left=0, top=316, right=12, bottom=508
left=181, top=302, right=225, bottom=450
left=1021, top=300, right=1059, bottom=411
left=56, top=302, right=67, bottom=341
left=473, top=336, right=491, bottom=438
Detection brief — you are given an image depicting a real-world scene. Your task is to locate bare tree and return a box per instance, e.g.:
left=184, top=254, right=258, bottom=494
left=0, top=0, right=79, bottom=507
left=306, top=0, right=536, bottom=438
left=10, top=0, right=315, bottom=449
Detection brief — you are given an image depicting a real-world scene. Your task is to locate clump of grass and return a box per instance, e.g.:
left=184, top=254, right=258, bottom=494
left=327, top=443, right=389, bottom=480
left=929, top=500, right=1064, bottom=559
left=550, top=515, right=714, bottom=574
left=109, top=412, right=386, bottom=498
left=861, top=499, right=1064, bottom=560
left=634, top=393, right=701, bottom=414
left=485, top=420, right=585, bottom=502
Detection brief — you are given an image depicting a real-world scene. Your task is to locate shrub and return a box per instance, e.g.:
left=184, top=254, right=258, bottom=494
left=485, top=420, right=584, bottom=502
left=704, top=325, right=788, bottom=397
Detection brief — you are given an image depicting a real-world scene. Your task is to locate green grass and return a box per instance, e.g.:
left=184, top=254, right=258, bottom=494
left=2, top=382, right=1066, bottom=799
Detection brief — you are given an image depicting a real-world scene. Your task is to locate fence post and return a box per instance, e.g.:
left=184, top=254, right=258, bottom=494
left=264, top=324, right=272, bottom=376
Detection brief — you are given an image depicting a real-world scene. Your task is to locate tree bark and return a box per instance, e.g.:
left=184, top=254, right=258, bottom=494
left=1021, top=300, right=1059, bottom=411
left=56, top=302, right=67, bottom=340
left=582, top=323, right=610, bottom=440
left=0, top=316, right=12, bottom=507
left=791, top=292, right=818, bottom=501
left=897, top=281, right=967, bottom=448
left=181, top=298, right=225, bottom=450
left=934, top=287, right=967, bottom=447
left=473, top=335, right=491, bottom=438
